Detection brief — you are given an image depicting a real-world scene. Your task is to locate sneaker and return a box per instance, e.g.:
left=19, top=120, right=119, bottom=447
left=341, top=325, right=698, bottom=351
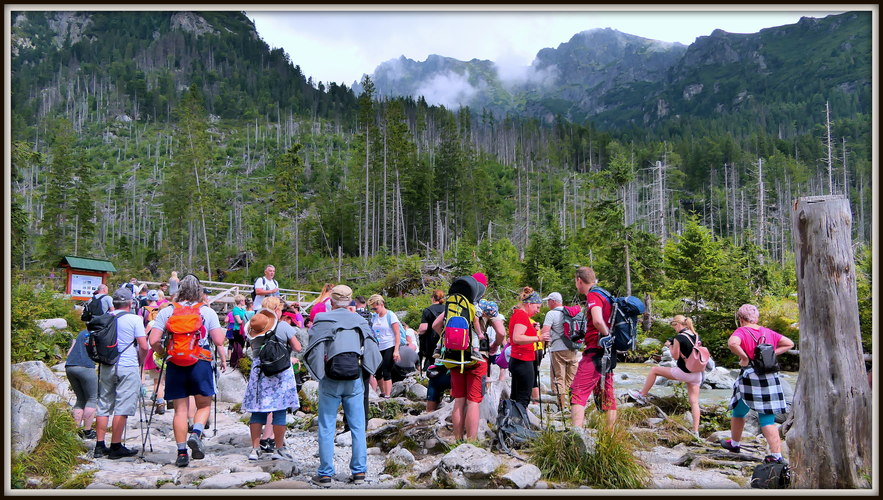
left=107, top=444, right=139, bottom=459
left=175, top=451, right=189, bottom=467
left=351, top=472, right=366, bottom=485
left=260, top=438, right=275, bottom=453
left=187, top=432, right=206, bottom=460
left=270, top=447, right=294, bottom=461
left=627, top=389, right=648, bottom=405
left=247, top=448, right=262, bottom=461
left=720, top=439, right=741, bottom=453
left=82, top=429, right=97, bottom=440
left=311, top=475, right=332, bottom=488
left=93, top=444, right=108, bottom=458
left=764, top=455, right=786, bottom=464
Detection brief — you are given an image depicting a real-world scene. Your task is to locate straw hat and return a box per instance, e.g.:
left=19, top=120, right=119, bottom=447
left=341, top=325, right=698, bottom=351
left=246, top=310, right=277, bottom=338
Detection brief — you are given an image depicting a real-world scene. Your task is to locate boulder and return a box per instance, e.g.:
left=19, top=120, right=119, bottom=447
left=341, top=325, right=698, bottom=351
left=92, top=470, right=172, bottom=489
left=36, top=318, right=68, bottom=334
left=300, top=380, right=319, bottom=402
left=12, top=361, right=62, bottom=386
left=702, top=367, right=736, bottom=389
left=479, top=379, right=507, bottom=424
left=178, top=466, right=228, bottom=485
left=51, top=362, right=67, bottom=372
left=42, top=393, right=64, bottom=405
left=335, top=430, right=352, bottom=447
left=407, top=383, right=428, bottom=400
left=387, top=445, right=416, bottom=466
left=253, top=479, right=311, bottom=489
left=390, top=381, right=408, bottom=397
left=198, top=471, right=271, bottom=488
left=570, top=427, right=597, bottom=455
left=501, top=463, right=542, bottom=489
left=11, top=388, right=48, bottom=453
left=215, top=368, right=247, bottom=403
left=433, top=443, right=501, bottom=488
left=660, top=347, right=673, bottom=363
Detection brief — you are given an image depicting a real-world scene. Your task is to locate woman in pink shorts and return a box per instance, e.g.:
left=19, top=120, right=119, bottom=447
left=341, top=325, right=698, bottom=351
left=629, top=315, right=704, bottom=435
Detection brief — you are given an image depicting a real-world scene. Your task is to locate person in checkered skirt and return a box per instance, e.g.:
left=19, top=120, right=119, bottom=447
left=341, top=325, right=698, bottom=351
left=720, top=304, right=794, bottom=464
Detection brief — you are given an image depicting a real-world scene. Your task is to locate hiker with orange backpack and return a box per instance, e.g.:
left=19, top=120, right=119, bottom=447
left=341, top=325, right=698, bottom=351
left=147, top=274, right=227, bottom=468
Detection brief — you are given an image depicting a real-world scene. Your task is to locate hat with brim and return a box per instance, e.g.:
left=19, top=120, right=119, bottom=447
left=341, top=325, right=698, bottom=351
left=246, top=310, right=277, bottom=339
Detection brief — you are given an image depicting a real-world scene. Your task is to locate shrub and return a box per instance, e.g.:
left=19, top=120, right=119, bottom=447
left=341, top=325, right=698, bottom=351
left=11, top=280, right=80, bottom=364
left=238, top=356, right=252, bottom=377
left=12, top=402, right=87, bottom=488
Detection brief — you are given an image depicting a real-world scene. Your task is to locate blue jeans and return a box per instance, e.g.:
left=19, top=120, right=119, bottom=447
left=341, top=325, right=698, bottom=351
left=318, top=377, right=366, bottom=476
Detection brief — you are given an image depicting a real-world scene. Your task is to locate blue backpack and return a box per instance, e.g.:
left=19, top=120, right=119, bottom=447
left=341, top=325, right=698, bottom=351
left=591, top=286, right=645, bottom=353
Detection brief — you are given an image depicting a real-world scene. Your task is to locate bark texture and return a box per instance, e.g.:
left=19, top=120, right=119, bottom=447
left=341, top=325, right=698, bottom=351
left=786, top=195, right=871, bottom=488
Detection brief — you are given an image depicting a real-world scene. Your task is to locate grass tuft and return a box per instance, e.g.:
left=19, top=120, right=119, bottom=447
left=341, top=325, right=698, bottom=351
left=12, top=402, right=87, bottom=488
left=528, top=423, right=649, bottom=489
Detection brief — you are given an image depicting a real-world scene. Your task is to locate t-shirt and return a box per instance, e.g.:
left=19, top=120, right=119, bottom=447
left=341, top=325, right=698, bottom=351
left=584, top=289, right=612, bottom=349
left=232, top=306, right=247, bottom=331
left=419, top=303, right=445, bottom=356
left=66, top=330, right=95, bottom=368
left=309, top=301, right=328, bottom=323
left=674, top=330, right=698, bottom=373
left=371, top=310, right=401, bottom=351
left=111, top=310, right=146, bottom=368
left=508, top=308, right=538, bottom=362
left=543, top=307, right=570, bottom=353
left=248, top=320, right=296, bottom=359
left=401, top=327, right=417, bottom=347
left=98, top=294, right=113, bottom=314
left=151, top=301, right=221, bottom=348
left=731, top=326, right=783, bottom=361
left=253, top=277, right=279, bottom=308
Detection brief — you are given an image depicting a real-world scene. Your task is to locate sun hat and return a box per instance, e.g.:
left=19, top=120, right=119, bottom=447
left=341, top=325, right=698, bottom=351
left=246, top=310, right=277, bottom=338
left=331, top=285, right=354, bottom=307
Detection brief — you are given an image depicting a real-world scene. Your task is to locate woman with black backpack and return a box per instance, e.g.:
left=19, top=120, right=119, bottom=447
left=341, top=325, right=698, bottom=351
left=242, top=296, right=302, bottom=461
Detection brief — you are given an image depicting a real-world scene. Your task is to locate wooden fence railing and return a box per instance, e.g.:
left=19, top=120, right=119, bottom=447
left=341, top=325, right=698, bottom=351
left=137, top=279, right=320, bottom=308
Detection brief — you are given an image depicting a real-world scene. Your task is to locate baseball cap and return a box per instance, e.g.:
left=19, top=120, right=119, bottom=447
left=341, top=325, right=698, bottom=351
left=112, top=287, right=133, bottom=301
left=331, top=285, right=353, bottom=307
left=146, top=290, right=160, bottom=301
left=543, top=292, right=563, bottom=303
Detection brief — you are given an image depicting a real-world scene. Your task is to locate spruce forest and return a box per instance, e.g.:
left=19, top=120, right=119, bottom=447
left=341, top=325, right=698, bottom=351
left=9, top=11, right=874, bottom=360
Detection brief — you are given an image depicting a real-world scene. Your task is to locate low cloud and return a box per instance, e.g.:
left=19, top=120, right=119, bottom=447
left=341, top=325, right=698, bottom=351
left=415, top=70, right=484, bottom=109
left=494, top=53, right=559, bottom=90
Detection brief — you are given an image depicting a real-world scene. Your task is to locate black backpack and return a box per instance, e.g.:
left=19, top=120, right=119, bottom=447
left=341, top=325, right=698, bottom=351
left=256, top=329, right=291, bottom=376
left=493, top=399, right=539, bottom=456
left=748, top=328, right=780, bottom=375
left=85, top=312, right=135, bottom=365
left=80, top=294, right=106, bottom=323
left=750, top=462, right=790, bottom=488
left=325, top=327, right=365, bottom=381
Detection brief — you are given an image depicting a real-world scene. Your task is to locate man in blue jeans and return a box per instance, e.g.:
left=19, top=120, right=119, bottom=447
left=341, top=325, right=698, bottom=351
left=305, top=285, right=381, bottom=488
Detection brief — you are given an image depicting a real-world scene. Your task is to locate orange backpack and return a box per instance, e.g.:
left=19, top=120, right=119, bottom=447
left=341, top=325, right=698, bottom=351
left=164, top=302, right=212, bottom=366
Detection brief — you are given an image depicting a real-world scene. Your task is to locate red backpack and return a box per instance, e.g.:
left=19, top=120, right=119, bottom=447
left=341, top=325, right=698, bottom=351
left=164, top=302, right=212, bottom=366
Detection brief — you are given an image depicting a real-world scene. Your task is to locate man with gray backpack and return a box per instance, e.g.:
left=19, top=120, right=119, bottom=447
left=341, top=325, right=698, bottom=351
left=304, top=285, right=381, bottom=488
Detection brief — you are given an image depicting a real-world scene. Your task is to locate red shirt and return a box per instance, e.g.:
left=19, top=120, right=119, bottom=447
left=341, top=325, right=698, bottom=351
left=584, top=290, right=612, bottom=349
left=731, top=326, right=783, bottom=360
left=508, top=308, right=538, bottom=361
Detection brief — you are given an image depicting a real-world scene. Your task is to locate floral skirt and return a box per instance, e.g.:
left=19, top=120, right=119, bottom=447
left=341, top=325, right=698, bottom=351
left=242, top=359, right=300, bottom=413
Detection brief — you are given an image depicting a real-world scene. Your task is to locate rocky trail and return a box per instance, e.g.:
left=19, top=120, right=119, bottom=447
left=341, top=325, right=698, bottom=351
left=12, top=351, right=786, bottom=490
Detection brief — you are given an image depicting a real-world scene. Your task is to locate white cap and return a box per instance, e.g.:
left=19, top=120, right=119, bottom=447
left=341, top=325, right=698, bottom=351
left=542, top=292, right=563, bottom=303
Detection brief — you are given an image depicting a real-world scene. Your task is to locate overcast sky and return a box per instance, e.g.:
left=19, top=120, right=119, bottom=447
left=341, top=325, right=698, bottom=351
left=245, top=7, right=845, bottom=87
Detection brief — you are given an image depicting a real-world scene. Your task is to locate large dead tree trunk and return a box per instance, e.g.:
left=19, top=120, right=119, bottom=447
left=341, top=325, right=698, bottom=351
left=786, top=195, right=871, bottom=488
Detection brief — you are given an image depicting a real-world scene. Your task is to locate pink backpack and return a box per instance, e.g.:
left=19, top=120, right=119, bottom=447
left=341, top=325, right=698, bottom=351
left=680, top=333, right=711, bottom=373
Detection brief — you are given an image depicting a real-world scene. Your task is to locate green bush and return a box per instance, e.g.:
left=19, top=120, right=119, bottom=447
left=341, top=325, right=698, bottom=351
left=11, top=280, right=79, bottom=364
left=12, top=402, right=87, bottom=488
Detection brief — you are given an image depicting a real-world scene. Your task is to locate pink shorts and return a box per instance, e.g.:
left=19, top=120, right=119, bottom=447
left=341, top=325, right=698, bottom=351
left=570, top=351, right=616, bottom=411
left=670, top=366, right=703, bottom=385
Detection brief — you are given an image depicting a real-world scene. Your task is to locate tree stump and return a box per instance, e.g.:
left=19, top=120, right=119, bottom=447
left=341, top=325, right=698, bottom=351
left=787, top=195, right=871, bottom=488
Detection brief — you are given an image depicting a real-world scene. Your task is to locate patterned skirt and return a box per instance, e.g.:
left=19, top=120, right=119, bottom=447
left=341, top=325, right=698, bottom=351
left=242, top=358, right=300, bottom=413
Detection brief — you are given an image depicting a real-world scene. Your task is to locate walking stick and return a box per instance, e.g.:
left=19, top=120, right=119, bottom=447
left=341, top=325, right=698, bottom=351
left=212, top=344, right=219, bottom=437
left=141, top=356, right=166, bottom=456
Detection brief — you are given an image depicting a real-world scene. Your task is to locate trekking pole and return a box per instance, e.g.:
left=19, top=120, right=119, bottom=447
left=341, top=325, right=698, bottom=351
left=537, top=352, right=544, bottom=427
left=142, top=356, right=166, bottom=455
left=212, top=343, right=219, bottom=437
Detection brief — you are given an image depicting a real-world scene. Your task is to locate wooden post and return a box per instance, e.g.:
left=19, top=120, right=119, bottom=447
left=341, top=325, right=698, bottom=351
left=786, top=195, right=871, bottom=488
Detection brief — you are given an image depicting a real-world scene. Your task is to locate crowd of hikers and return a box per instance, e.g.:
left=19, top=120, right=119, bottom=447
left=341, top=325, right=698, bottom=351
left=67, top=264, right=797, bottom=486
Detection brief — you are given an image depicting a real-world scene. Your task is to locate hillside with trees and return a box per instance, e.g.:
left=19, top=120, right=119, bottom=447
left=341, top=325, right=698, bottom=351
left=9, top=10, right=873, bottom=360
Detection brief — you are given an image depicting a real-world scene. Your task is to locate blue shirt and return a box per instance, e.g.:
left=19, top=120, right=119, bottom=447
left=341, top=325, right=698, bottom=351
left=65, top=330, right=96, bottom=368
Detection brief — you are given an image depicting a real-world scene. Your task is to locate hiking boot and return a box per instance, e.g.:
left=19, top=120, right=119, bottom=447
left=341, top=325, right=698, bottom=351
left=154, top=399, right=166, bottom=415
left=260, top=438, right=275, bottom=453
left=627, top=389, right=648, bottom=405
left=270, top=447, right=294, bottom=461
left=107, top=444, right=138, bottom=459
left=720, top=439, right=741, bottom=453
left=351, top=472, right=366, bottom=485
left=82, top=429, right=97, bottom=440
left=247, top=448, right=262, bottom=461
left=93, top=444, right=108, bottom=458
left=764, top=455, right=786, bottom=464
left=175, top=450, right=190, bottom=467
left=311, top=475, right=332, bottom=487
left=187, top=432, right=206, bottom=460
